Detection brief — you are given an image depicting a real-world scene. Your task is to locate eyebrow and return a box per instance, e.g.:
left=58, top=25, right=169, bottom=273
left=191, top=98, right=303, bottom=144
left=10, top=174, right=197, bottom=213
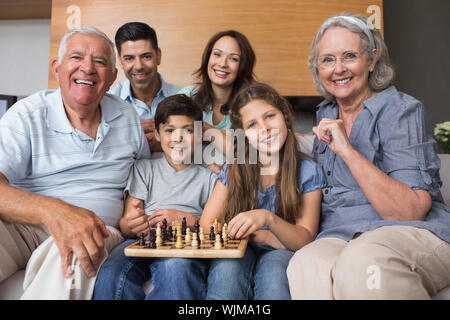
left=212, top=48, right=241, bottom=57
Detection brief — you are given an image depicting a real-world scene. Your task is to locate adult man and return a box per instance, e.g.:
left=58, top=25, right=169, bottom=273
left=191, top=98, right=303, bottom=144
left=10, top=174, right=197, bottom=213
left=0, top=26, right=150, bottom=299
left=110, top=22, right=180, bottom=153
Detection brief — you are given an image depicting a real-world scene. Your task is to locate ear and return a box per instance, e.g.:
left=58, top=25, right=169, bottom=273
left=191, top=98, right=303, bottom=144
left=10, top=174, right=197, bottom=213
left=51, top=59, right=60, bottom=83
left=154, top=127, right=161, bottom=142
left=156, top=48, right=162, bottom=66
left=369, top=48, right=378, bottom=73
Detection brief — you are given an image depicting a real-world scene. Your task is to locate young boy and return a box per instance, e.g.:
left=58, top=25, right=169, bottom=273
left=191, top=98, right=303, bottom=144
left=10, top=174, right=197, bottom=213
left=92, top=94, right=217, bottom=300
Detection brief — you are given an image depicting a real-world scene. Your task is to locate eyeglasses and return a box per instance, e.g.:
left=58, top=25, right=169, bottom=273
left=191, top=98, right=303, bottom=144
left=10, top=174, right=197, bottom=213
left=318, top=50, right=365, bottom=70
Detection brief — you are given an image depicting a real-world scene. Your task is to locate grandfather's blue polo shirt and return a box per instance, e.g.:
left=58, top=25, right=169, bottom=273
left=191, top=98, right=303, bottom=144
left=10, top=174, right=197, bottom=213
left=109, top=73, right=180, bottom=120
left=0, top=89, right=151, bottom=228
left=314, top=86, right=450, bottom=243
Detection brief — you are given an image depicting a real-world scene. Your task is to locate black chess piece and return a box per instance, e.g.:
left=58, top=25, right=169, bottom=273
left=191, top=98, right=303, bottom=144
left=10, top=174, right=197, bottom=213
left=139, top=232, right=145, bottom=246
left=210, top=226, right=215, bottom=241
left=148, top=229, right=156, bottom=249
left=194, top=220, right=200, bottom=234
left=182, top=217, right=187, bottom=235
left=168, top=226, right=173, bottom=240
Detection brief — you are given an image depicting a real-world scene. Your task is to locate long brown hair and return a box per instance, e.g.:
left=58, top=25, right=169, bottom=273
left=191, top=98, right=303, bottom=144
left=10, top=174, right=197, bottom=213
left=192, top=30, right=256, bottom=115
left=224, top=82, right=303, bottom=223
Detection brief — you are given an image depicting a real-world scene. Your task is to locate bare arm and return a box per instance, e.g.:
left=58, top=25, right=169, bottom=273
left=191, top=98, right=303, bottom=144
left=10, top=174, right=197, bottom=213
left=314, top=119, right=431, bottom=221
left=0, top=172, right=109, bottom=278
left=200, top=180, right=228, bottom=230
left=228, top=189, right=322, bottom=251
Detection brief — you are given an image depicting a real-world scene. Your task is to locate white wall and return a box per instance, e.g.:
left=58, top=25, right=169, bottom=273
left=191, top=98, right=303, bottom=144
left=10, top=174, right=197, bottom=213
left=0, top=19, right=50, bottom=97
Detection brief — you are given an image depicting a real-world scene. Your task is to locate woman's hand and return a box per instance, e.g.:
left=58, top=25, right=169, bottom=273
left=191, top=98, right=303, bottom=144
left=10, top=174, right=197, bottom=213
left=312, top=118, right=353, bottom=160
left=227, top=209, right=272, bottom=239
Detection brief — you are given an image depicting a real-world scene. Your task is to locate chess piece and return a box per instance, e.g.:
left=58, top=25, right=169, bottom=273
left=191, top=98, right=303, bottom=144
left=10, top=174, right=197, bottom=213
left=168, top=226, right=173, bottom=240
left=182, top=217, right=187, bottom=235
left=156, top=224, right=162, bottom=246
left=148, top=229, right=156, bottom=249
left=185, top=227, right=191, bottom=243
left=194, top=220, right=200, bottom=234
left=175, top=223, right=184, bottom=249
left=214, top=219, right=219, bottom=235
left=210, top=226, right=215, bottom=241
left=191, top=232, right=199, bottom=249
left=214, top=234, right=222, bottom=249
left=139, top=232, right=145, bottom=246
left=199, top=227, right=204, bottom=242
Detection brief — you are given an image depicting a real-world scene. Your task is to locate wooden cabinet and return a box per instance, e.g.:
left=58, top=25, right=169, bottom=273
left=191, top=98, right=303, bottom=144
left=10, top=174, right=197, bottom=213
left=48, top=0, right=383, bottom=96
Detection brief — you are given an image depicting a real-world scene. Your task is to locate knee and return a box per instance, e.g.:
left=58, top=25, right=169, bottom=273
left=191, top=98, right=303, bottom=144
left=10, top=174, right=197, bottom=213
left=333, top=242, right=383, bottom=298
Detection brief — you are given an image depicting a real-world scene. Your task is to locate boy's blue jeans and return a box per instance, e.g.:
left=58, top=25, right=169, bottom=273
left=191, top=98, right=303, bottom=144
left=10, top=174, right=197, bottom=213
left=92, top=240, right=293, bottom=300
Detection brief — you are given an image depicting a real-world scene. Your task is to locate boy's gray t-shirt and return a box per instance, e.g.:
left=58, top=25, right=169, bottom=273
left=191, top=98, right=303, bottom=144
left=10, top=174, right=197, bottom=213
left=125, top=157, right=218, bottom=218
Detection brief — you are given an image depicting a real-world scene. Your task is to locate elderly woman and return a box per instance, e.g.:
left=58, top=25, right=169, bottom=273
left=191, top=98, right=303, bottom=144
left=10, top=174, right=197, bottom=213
left=287, top=13, right=450, bottom=299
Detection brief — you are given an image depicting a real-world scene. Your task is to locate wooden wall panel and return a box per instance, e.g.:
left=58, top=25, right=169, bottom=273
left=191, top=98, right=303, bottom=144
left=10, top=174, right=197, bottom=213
left=0, top=0, right=51, bottom=20
left=49, top=0, right=383, bottom=96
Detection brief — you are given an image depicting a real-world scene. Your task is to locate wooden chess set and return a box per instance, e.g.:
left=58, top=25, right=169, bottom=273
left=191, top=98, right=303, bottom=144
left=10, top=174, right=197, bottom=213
left=124, top=218, right=248, bottom=259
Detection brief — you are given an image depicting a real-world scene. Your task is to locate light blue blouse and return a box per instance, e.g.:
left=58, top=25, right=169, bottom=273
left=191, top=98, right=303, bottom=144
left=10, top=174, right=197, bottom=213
left=178, top=85, right=232, bottom=130
left=218, top=159, right=325, bottom=221
left=314, top=86, right=450, bottom=243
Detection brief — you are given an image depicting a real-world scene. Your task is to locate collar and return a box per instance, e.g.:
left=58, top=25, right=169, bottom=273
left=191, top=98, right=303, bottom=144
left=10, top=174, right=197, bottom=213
left=46, top=89, right=122, bottom=133
left=317, top=86, right=398, bottom=118
left=120, top=73, right=169, bottom=102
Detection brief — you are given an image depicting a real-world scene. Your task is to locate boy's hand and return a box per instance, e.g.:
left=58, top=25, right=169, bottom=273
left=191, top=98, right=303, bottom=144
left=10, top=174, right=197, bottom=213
left=148, top=209, right=197, bottom=228
left=126, top=199, right=149, bottom=237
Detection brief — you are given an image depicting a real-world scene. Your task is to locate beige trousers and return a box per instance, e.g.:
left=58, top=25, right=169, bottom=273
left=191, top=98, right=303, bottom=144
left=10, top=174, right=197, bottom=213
left=287, top=226, right=450, bottom=300
left=0, top=219, right=123, bottom=300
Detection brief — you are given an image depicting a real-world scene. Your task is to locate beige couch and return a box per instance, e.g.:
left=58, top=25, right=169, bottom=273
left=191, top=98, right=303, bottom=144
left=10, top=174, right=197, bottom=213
left=0, top=136, right=449, bottom=300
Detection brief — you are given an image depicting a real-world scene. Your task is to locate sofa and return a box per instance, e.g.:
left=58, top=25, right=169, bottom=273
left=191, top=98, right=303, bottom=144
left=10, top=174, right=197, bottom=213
left=0, top=135, right=449, bottom=300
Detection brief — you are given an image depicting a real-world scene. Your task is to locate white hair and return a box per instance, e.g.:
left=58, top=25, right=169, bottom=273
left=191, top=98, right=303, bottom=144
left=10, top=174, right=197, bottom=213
left=309, top=13, right=395, bottom=101
left=57, top=26, right=116, bottom=71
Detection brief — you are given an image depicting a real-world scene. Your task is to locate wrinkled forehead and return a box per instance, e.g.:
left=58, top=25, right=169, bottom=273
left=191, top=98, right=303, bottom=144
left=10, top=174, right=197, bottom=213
left=317, top=26, right=363, bottom=55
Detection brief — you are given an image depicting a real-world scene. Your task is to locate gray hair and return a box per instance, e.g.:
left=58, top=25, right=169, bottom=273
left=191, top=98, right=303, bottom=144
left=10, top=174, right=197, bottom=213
left=309, top=12, right=395, bottom=101
left=57, top=26, right=116, bottom=71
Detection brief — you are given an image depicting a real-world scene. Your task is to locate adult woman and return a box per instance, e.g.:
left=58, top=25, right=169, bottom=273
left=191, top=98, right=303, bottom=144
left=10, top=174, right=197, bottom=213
left=287, top=13, right=450, bottom=299
left=179, top=30, right=256, bottom=130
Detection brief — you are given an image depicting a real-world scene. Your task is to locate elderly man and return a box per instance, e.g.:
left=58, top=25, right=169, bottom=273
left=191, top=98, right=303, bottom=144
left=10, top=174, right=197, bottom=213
left=0, top=26, right=150, bottom=299
left=110, top=22, right=180, bottom=154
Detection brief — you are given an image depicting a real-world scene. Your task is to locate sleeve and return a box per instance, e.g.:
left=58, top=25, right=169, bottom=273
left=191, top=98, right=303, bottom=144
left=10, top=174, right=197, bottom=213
left=207, top=172, right=219, bottom=199
left=0, top=108, right=32, bottom=182
left=299, top=159, right=326, bottom=194
left=177, top=85, right=198, bottom=98
left=217, top=163, right=229, bottom=187
left=125, top=160, right=151, bottom=201
left=380, top=97, right=439, bottom=191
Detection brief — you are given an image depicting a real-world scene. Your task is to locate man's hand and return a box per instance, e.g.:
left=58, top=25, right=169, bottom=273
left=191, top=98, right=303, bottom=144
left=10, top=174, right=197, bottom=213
left=43, top=205, right=109, bottom=278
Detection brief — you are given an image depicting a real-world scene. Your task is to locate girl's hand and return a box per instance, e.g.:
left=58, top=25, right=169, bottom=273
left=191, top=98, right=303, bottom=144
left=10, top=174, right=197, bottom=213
left=227, top=209, right=272, bottom=239
left=312, top=118, right=353, bottom=160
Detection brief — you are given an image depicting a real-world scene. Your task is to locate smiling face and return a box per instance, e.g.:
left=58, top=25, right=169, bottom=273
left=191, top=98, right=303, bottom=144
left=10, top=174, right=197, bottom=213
left=52, top=33, right=117, bottom=113
left=207, top=36, right=241, bottom=90
left=317, top=27, right=376, bottom=105
left=239, top=99, right=288, bottom=156
left=119, top=39, right=161, bottom=93
left=155, top=115, right=195, bottom=170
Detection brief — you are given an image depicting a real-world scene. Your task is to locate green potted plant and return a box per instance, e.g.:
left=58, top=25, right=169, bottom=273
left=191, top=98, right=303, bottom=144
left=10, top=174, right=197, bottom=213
left=434, top=121, right=450, bottom=154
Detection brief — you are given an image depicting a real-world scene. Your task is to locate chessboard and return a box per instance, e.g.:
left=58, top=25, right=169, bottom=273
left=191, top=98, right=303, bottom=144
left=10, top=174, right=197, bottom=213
left=124, top=218, right=248, bottom=259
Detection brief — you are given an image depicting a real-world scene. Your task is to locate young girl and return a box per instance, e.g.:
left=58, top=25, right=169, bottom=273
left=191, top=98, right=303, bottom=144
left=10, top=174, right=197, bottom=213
left=200, top=82, right=325, bottom=299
